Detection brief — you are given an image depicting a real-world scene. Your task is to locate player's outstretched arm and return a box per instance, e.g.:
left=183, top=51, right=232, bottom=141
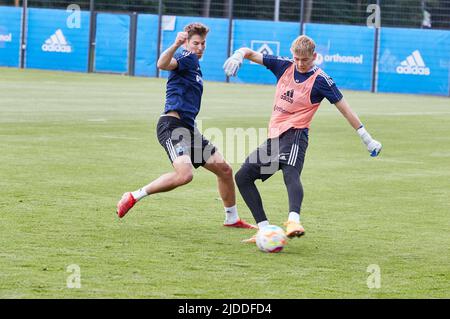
left=223, top=48, right=263, bottom=77
left=334, top=98, right=382, bottom=157
left=157, top=31, right=188, bottom=71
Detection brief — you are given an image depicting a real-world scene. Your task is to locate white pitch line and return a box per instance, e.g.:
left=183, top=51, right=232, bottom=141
left=99, top=135, right=141, bottom=140
left=87, top=119, right=107, bottom=122
left=363, top=112, right=450, bottom=116
left=430, top=152, right=450, bottom=157
left=378, top=158, right=424, bottom=165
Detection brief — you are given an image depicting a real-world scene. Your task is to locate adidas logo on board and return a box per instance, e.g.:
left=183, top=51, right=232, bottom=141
left=41, top=29, right=72, bottom=53
left=396, top=50, right=430, bottom=76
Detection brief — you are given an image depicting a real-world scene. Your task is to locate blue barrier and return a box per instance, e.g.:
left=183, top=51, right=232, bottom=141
left=377, top=27, right=450, bottom=96
left=231, top=19, right=299, bottom=84
left=94, top=13, right=130, bottom=74
left=26, top=8, right=90, bottom=72
left=2, top=6, right=449, bottom=97
left=135, top=14, right=159, bottom=77
left=305, top=23, right=375, bottom=91
left=159, top=16, right=229, bottom=82
left=0, top=6, right=22, bottom=67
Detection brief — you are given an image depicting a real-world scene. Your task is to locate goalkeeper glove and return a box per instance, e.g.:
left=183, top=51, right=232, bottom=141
left=223, top=49, right=245, bottom=77
left=357, top=126, right=382, bottom=157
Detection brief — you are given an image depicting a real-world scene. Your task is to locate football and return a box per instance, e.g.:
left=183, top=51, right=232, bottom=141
left=256, top=225, right=288, bottom=253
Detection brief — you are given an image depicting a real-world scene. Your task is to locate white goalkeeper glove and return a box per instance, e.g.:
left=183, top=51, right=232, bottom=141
left=357, top=126, right=382, bottom=157
left=223, top=49, right=245, bottom=77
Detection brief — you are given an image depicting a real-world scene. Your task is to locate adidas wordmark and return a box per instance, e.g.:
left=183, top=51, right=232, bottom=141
left=41, top=29, right=72, bottom=53
left=396, top=50, right=430, bottom=76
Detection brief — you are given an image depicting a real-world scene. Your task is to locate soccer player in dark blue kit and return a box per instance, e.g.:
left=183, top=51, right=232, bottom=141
left=117, top=23, right=255, bottom=229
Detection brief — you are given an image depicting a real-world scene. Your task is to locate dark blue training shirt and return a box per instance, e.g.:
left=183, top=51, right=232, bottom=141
left=263, top=55, right=343, bottom=104
left=164, top=50, right=203, bottom=128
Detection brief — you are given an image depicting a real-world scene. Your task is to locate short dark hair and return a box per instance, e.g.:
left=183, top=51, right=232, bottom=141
left=184, top=23, right=209, bottom=39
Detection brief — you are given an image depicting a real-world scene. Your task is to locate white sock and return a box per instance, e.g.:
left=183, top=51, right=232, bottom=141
left=288, top=212, right=300, bottom=223
left=131, top=188, right=148, bottom=202
left=224, top=205, right=239, bottom=224
left=258, top=221, right=269, bottom=229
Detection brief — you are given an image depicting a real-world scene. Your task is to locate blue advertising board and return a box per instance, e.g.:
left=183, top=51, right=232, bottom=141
left=135, top=14, right=159, bottom=77
left=159, top=16, right=229, bottom=82
left=377, top=27, right=450, bottom=96
left=0, top=6, right=22, bottom=67
left=304, top=23, right=375, bottom=91
left=94, top=13, right=130, bottom=74
left=3, top=6, right=449, bottom=97
left=231, top=19, right=299, bottom=84
left=26, top=8, right=90, bottom=72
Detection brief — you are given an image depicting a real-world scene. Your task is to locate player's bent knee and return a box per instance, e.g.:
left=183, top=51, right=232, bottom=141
left=221, top=163, right=233, bottom=179
left=235, top=166, right=252, bottom=187
left=176, top=170, right=194, bottom=186
left=234, top=169, right=244, bottom=186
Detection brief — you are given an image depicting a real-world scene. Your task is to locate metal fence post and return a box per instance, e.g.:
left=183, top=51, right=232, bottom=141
left=274, top=0, right=280, bottom=22
left=156, top=0, right=163, bottom=78
left=226, top=0, right=233, bottom=83
left=88, top=0, right=96, bottom=73
left=128, top=12, right=138, bottom=76
left=299, top=0, right=305, bottom=35
left=371, top=0, right=381, bottom=93
left=19, top=0, right=28, bottom=69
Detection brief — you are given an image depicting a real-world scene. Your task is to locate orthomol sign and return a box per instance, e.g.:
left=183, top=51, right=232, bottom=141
left=315, top=53, right=364, bottom=65
left=0, top=33, right=12, bottom=42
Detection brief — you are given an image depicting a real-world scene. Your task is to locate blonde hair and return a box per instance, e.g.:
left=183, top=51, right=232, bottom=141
left=184, top=22, right=209, bottom=39
left=291, top=35, right=316, bottom=56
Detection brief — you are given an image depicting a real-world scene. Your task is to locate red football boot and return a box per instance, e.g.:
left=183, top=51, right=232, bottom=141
left=224, top=218, right=257, bottom=229
left=117, top=192, right=136, bottom=218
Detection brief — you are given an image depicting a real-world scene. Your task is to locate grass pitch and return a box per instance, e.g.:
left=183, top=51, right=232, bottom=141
left=0, top=68, right=449, bottom=298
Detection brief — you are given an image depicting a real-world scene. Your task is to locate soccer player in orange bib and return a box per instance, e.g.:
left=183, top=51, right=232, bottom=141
left=223, top=35, right=382, bottom=242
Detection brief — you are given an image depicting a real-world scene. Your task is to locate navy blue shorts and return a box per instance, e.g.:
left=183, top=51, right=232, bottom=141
left=242, top=128, right=308, bottom=181
left=156, top=115, right=216, bottom=169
